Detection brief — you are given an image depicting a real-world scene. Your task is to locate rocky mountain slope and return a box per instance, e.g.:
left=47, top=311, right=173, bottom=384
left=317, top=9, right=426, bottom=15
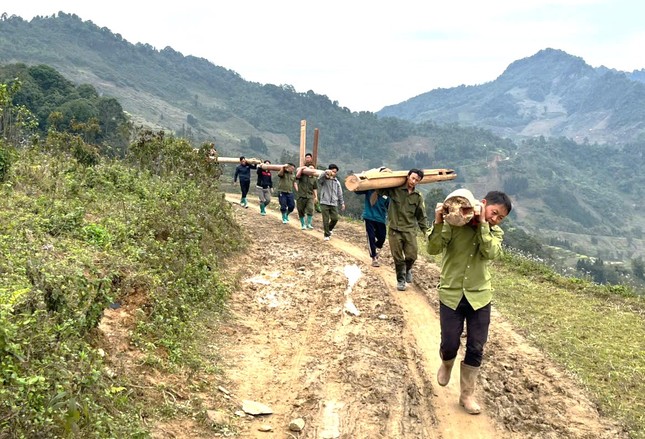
left=379, top=48, right=645, bottom=145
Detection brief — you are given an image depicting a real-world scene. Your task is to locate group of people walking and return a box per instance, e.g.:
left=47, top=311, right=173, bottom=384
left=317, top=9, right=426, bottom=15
left=233, top=154, right=346, bottom=236
left=234, top=155, right=513, bottom=416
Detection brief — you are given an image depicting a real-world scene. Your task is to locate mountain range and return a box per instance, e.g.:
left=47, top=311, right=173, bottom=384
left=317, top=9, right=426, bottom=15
left=1, top=12, right=644, bottom=269
left=379, top=48, right=645, bottom=145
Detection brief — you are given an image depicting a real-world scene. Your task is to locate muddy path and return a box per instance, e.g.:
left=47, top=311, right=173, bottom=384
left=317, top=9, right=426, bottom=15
left=149, top=195, right=627, bottom=438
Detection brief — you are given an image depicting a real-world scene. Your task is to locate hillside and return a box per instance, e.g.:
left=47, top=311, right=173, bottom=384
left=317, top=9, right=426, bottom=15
left=0, top=111, right=643, bottom=438
left=379, top=48, right=645, bottom=145
left=2, top=12, right=645, bottom=276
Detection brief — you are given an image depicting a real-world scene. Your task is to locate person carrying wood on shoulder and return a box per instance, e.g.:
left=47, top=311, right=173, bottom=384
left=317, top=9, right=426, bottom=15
left=294, top=153, right=318, bottom=230
left=355, top=168, right=391, bottom=267
left=276, top=163, right=296, bottom=223
left=233, top=156, right=257, bottom=208
left=378, top=169, right=428, bottom=290
left=256, top=160, right=273, bottom=216
left=317, top=164, right=345, bottom=241
left=426, top=188, right=512, bottom=415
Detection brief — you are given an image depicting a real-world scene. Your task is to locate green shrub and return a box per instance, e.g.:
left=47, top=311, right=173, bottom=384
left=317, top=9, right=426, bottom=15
left=0, top=135, right=242, bottom=436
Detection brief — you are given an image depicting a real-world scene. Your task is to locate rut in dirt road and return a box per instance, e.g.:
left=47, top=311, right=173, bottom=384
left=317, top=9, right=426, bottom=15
left=211, top=196, right=627, bottom=439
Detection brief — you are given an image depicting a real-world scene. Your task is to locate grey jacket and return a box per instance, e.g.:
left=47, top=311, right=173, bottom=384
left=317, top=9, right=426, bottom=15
left=317, top=173, right=345, bottom=207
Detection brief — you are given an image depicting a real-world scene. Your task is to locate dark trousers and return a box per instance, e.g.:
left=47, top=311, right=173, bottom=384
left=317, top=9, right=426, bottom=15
left=278, top=192, right=295, bottom=214
left=320, top=204, right=339, bottom=237
left=239, top=179, right=251, bottom=198
left=296, top=197, right=315, bottom=217
left=365, top=219, right=387, bottom=258
left=388, top=228, right=418, bottom=272
left=439, top=295, right=491, bottom=367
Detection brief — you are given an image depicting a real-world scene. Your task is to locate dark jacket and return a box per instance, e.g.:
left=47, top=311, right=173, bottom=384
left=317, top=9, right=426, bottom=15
left=256, top=168, right=273, bottom=189
left=234, top=164, right=255, bottom=182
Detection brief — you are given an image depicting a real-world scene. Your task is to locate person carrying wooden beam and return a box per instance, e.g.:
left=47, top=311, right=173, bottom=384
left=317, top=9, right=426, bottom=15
left=377, top=169, right=428, bottom=291
left=294, top=153, right=318, bottom=230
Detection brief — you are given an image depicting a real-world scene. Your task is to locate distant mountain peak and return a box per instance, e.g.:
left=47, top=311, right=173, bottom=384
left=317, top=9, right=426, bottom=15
left=378, top=48, right=645, bottom=145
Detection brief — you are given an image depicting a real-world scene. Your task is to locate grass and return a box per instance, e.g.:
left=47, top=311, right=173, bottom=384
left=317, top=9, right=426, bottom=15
left=0, top=136, right=244, bottom=437
left=492, top=252, right=645, bottom=438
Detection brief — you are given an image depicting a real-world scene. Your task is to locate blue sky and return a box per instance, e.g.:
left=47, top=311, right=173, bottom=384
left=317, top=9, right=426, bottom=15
left=7, top=1, right=645, bottom=112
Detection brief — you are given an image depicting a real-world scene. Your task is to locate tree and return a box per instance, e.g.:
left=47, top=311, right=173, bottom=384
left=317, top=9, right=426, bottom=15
left=0, top=80, right=38, bottom=145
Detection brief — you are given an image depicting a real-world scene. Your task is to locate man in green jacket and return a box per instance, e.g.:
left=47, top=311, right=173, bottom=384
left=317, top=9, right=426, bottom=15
left=379, top=169, right=428, bottom=291
left=294, top=158, right=318, bottom=230
left=276, top=163, right=296, bottom=224
left=426, top=189, right=512, bottom=415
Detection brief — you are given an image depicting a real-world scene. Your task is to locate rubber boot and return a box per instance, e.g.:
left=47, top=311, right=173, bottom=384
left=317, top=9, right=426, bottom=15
left=459, top=362, right=481, bottom=414
left=285, top=213, right=290, bottom=222
left=300, top=217, right=306, bottom=230
left=282, top=212, right=288, bottom=224
left=306, top=215, right=314, bottom=229
left=260, top=203, right=266, bottom=216
left=437, top=357, right=456, bottom=387
left=242, top=197, right=248, bottom=208
left=396, top=265, right=407, bottom=291
left=405, top=261, right=414, bottom=283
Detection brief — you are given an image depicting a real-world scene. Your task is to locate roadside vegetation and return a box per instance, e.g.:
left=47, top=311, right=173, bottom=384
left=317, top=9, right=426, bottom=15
left=492, top=250, right=644, bottom=439
left=1, top=111, right=243, bottom=435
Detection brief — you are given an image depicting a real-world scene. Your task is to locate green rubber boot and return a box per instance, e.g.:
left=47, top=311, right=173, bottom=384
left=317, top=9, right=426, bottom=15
left=260, top=203, right=266, bottom=215
left=306, top=215, right=314, bottom=229
left=300, top=217, right=306, bottom=230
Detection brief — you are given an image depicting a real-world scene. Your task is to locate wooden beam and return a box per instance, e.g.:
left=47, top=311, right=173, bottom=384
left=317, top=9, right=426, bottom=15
left=299, top=120, right=307, bottom=167
left=257, top=163, right=291, bottom=171
left=344, top=168, right=457, bottom=191
left=312, top=128, right=320, bottom=167
left=216, top=156, right=262, bottom=165
left=298, top=166, right=324, bottom=177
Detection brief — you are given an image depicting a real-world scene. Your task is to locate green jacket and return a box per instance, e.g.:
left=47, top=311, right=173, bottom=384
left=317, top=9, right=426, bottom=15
left=380, top=185, right=428, bottom=234
left=295, top=174, right=318, bottom=199
left=276, top=171, right=296, bottom=193
left=426, top=221, right=505, bottom=310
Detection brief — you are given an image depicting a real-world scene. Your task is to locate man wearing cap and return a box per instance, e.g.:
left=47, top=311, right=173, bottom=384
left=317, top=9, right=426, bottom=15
left=378, top=168, right=428, bottom=290
left=427, top=189, right=512, bottom=415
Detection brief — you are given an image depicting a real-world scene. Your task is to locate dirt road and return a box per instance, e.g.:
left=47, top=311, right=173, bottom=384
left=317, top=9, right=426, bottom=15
left=152, top=195, right=627, bottom=438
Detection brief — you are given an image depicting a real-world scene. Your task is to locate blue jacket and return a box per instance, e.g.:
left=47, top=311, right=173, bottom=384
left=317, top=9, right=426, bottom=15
left=356, top=190, right=389, bottom=224
left=234, top=163, right=256, bottom=182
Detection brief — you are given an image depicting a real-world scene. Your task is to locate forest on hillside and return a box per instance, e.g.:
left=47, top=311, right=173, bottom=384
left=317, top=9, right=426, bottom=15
left=2, top=14, right=645, bottom=291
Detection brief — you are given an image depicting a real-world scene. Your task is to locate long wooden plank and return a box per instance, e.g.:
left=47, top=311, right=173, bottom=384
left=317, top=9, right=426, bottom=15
left=298, top=166, right=324, bottom=177
left=312, top=128, right=320, bottom=167
left=216, top=156, right=262, bottom=165
left=299, top=120, right=307, bottom=167
left=258, top=163, right=290, bottom=171
left=344, top=168, right=456, bottom=191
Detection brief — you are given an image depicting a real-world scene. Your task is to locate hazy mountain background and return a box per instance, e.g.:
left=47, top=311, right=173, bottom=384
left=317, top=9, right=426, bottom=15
left=379, top=48, right=645, bottom=145
left=1, top=11, right=644, bottom=280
